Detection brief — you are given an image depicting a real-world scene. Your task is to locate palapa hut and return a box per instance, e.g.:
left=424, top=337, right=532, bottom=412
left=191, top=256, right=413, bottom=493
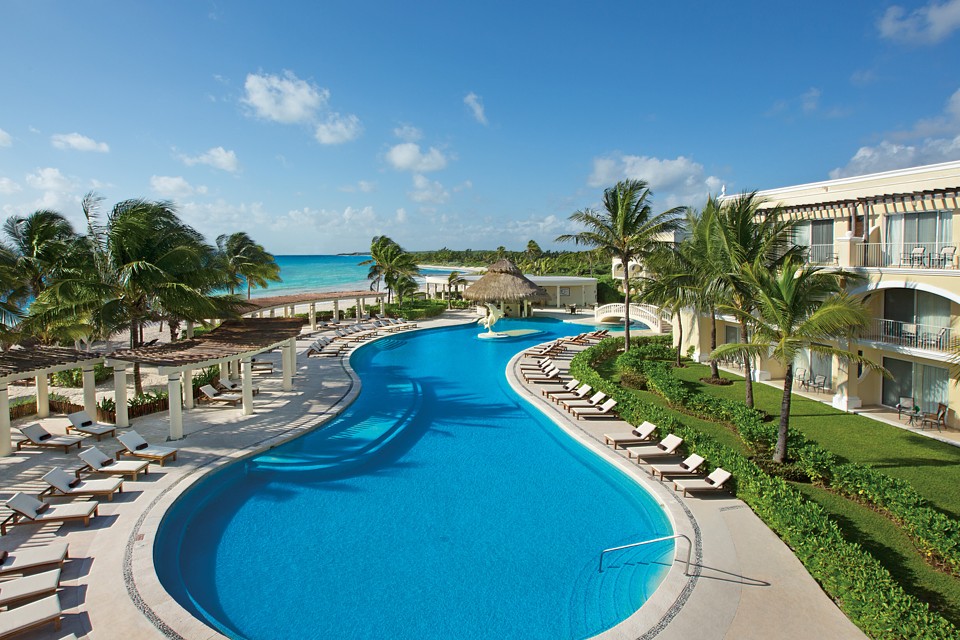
left=462, top=259, right=548, bottom=318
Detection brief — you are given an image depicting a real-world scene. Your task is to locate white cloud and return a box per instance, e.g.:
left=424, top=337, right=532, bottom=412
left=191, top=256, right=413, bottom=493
left=340, top=180, right=376, bottom=193
left=409, top=174, right=449, bottom=204
left=386, top=142, right=448, bottom=172
left=315, top=112, right=362, bottom=144
left=180, top=146, right=239, bottom=172
left=23, top=167, right=79, bottom=213
left=0, top=129, right=11, bottom=147
left=50, top=132, right=109, bottom=152
left=0, top=177, right=21, bottom=194
left=150, top=175, right=208, bottom=199
left=242, top=71, right=328, bottom=124
left=588, top=153, right=723, bottom=209
left=801, top=88, right=821, bottom=113
left=396, top=208, right=408, bottom=223
left=464, top=92, right=488, bottom=125
left=878, top=0, right=960, bottom=44
left=393, top=125, right=422, bottom=142
left=26, top=167, right=73, bottom=192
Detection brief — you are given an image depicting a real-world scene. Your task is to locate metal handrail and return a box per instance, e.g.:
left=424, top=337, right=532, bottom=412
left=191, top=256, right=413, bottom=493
left=598, top=533, right=693, bottom=574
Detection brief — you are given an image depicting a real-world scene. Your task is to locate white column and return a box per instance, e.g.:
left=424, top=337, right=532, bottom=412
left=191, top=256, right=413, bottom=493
left=282, top=338, right=295, bottom=392
left=186, top=320, right=195, bottom=338
left=270, top=308, right=276, bottom=317
left=309, top=303, right=317, bottom=330
left=241, top=358, right=254, bottom=415
left=167, top=373, right=184, bottom=440
left=82, top=366, right=97, bottom=415
left=380, top=298, right=385, bottom=315
left=113, top=365, right=129, bottom=427
left=356, top=298, right=362, bottom=321
left=0, top=386, right=10, bottom=457
left=333, top=299, right=340, bottom=323
left=35, top=373, right=50, bottom=418
left=183, top=367, right=194, bottom=409
left=556, top=286, right=562, bottom=308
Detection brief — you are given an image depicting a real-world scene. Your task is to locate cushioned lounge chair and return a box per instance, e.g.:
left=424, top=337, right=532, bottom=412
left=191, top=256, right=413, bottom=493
left=546, top=383, right=590, bottom=404
left=650, top=454, right=706, bottom=480
left=623, top=434, right=684, bottom=462
left=1, top=493, right=99, bottom=536
left=0, top=543, right=69, bottom=576
left=117, top=431, right=178, bottom=466
left=15, top=424, right=84, bottom=454
left=66, top=411, right=116, bottom=441
left=673, top=467, right=732, bottom=497
left=42, top=467, right=123, bottom=501
left=519, top=358, right=554, bottom=372
left=540, top=378, right=579, bottom=398
left=78, top=446, right=149, bottom=480
left=0, top=594, right=62, bottom=637
left=0, top=568, right=61, bottom=608
left=200, top=384, right=242, bottom=406
left=571, top=398, right=618, bottom=419
left=523, top=367, right=560, bottom=383
left=561, top=391, right=606, bottom=413
left=604, top=421, right=657, bottom=449
left=218, top=379, right=259, bottom=396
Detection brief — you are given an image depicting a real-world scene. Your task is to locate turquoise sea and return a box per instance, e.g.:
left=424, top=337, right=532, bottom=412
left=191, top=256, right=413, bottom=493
left=252, top=255, right=454, bottom=298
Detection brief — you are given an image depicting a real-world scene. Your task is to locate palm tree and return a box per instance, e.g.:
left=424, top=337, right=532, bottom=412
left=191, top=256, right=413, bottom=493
left=360, top=236, right=419, bottom=304
left=525, top=239, right=542, bottom=260
left=710, top=192, right=800, bottom=407
left=638, top=241, right=698, bottom=367
left=0, top=243, right=24, bottom=344
left=446, top=271, right=467, bottom=308
left=216, top=232, right=281, bottom=299
left=712, top=258, right=878, bottom=463
left=3, top=209, right=79, bottom=300
left=685, top=198, right=727, bottom=380
left=557, top=179, right=684, bottom=351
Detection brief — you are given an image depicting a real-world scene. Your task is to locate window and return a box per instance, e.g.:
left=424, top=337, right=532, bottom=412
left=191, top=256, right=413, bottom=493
left=884, top=209, right=953, bottom=263
left=793, top=220, right=835, bottom=264
left=882, top=357, right=948, bottom=412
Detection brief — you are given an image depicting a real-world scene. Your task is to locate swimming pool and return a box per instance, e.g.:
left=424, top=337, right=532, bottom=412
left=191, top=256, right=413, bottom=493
left=155, top=318, right=674, bottom=639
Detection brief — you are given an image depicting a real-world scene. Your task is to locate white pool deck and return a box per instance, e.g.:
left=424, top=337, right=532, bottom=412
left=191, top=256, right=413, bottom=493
left=0, top=310, right=865, bottom=640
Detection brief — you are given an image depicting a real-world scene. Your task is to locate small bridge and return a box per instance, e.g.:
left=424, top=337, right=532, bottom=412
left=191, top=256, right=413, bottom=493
left=594, top=303, right=671, bottom=333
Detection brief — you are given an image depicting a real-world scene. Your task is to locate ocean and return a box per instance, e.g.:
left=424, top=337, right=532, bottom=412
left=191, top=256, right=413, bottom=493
left=250, top=255, right=454, bottom=299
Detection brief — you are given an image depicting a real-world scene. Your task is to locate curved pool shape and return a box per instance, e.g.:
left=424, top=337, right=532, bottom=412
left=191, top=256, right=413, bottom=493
left=155, top=318, right=674, bottom=640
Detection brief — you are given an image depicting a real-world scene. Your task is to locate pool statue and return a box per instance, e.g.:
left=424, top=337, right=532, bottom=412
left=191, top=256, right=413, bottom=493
left=477, top=304, right=504, bottom=333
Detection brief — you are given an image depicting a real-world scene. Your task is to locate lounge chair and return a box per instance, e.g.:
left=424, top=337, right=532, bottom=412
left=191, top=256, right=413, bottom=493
left=42, top=467, right=123, bottom=501
left=571, top=398, right=618, bottom=419
left=523, top=367, right=561, bottom=383
left=200, top=384, right=242, bottom=406
left=117, top=431, right=178, bottom=466
left=0, top=594, right=62, bottom=637
left=541, top=378, right=579, bottom=397
left=561, top=391, right=606, bottom=413
left=78, top=446, right=149, bottom=480
left=0, top=543, right=69, bottom=576
left=0, top=568, right=61, bottom=608
left=673, top=467, right=732, bottom=497
left=519, top=358, right=554, bottom=372
left=218, top=379, right=259, bottom=396
left=546, top=383, right=591, bottom=404
left=604, top=421, right=657, bottom=449
left=623, top=434, right=684, bottom=462
left=1, top=493, right=99, bottom=536
left=250, top=360, right=274, bottom=374
left=66, top=410, right=117, bottom=441
left=15, top=424, right=84, bottom=454
left=650, top=454, right=706, bottom=480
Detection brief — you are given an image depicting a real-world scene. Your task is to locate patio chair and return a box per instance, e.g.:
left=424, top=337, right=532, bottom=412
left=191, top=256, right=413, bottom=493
left=571, top=398, right=618, bottom=419
left=921, top=403, right=947, bottom=432
left=41, top=467, right=123, bottom=501
left=1, top=493, right=99, bottom=536
left=933, top=245, right=956, bottom=268
left=0, top=568, right=61, bottom=608
left=650, top=454, right=707, bottom=480
left=199, top=384, right=242, bottom=406
left=78, top=446, right=150, bottom=480
left=896, top=397, right=915, bottom=420
left=623, top=434, right=684, bottom=462
left=116, top=431, right=178, bottom=466
left=604, top=421, right=658, bottom=449
left=811, top=374, right=827, bottom=393
left=899, top=246, right=925, bottom=267
left=0, top=542, right=69, bottom=576
left=0, top=594, right=62, bottom=637
left=673, top=467, right=733, bottom=497
left=15, top=424, right=84, bottom=454
left=66, top=410, right=117, bottom=441
left=794, top=368, right=807, bottom=389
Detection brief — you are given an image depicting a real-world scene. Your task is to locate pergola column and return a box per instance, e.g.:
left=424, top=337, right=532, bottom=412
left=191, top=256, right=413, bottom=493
left=167, top=372, right=184, bottom=440
left=185, top=320, right=195, bottom=339
left=0, top=385, right=10, bottom=457
left=82, top=366, right=97, bottom=415
left=282, top=338, right=295, bottom=392
left=356, top=298, right=362, bottom=321
left=556, top=286, right=562, bottom=308
left=113, top=365, right=129, bottom=427
left=183, top=367, right=194, bottom=409
left=380, top=298, right=385, bottom=315
left=333, top=299, right=340, bottom=323
left=270, top=308, right=276, bottom=317
left=241, top=357, right=254, bottom=415
left=309, top=303, right=317, bottom=330
left=35, top=373, right=50, bottom=418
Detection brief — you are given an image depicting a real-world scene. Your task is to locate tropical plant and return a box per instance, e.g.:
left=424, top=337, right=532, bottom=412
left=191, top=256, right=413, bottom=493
left=0, top=244, right=24, bottom=342
left=2, top=209, right=80, bottom=299
left=216, top=232, right=282, bottom=299
left=557, top=179, right=684, bottom=351
left=446, top=271, right=467, bottom=308
left=360, top=236, right=419, bottom=304
left=636, top=241, right=697, bottom=367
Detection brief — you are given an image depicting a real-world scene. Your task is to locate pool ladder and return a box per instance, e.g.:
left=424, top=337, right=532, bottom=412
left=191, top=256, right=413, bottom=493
left=598, top=534, right=693, bottom=574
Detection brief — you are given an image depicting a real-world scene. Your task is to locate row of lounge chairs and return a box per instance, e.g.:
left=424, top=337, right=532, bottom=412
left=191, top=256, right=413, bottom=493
left=0, top=541, right=74, bottom=636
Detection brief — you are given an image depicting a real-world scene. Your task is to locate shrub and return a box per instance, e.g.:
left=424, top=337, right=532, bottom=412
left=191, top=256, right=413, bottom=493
left=51, top=363, right=113, bottom=387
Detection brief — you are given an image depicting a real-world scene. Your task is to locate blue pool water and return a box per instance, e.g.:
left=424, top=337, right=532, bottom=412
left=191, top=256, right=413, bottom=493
left=155, top=318, right=674, bottom=640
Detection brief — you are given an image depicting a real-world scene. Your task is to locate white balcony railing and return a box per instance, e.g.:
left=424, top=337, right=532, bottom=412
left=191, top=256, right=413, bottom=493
left=803, top=244, right=838, bottom=265
left=855, top=242, right=958, bottom=269
left=862, top=318, right=954, bottom=353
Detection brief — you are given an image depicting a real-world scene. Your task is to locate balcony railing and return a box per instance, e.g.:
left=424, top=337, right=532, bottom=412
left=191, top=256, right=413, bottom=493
left=862, top=318, right=955, bottom=353
left=803, top=244, right=838, bottom=265
left=855, top=242, right=958, bottom=269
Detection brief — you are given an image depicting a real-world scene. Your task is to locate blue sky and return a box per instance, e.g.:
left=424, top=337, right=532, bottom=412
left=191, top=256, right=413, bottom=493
left=1, top=1, right=960, bottom=255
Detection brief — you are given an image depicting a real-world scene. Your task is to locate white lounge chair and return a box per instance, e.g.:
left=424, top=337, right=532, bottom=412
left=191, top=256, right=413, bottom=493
left=218, top=378, right=259, bottom=396
left=0, top=594, right=62, bottom=637
left=545, top=383, right=590, bottom=404
left=540, top=378, right=579, bottom=398
left=571, top=398, right=618, bottom=419
left=673, top=468, right=733, bottom=497
left=623, top=434, right=684, bottom=462
left=650, top=454, right=706, bottom=480
left=66, top=411, right=117, bottom=441
left=78, top=446, right=150, bottom=480
left=519, top=358, right=554, bottom=372
left=523, top=366, right=561, bottom=383
left=42, top=467, right=123, bottom=501
left=200, top=384, right=242, bottom=406
left=117, top=431, right=178, bottom=466
left=561, top=391, right=606, bottom=413
left=15, top=424, right=84, bottom=454
left=1, top=493, right=99, bottom=536
left=0, top=568, right=61, bottom=608
left=0, top=543, right=69, bottom=576
left=604, top=421, right=657, bottom=448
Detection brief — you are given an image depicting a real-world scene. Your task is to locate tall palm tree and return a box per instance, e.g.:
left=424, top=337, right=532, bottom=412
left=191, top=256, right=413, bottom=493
left=446, top=271, right=467, bottom=308
left=216, top=232, right=282, bottom=299
left=710, top=191, right=800, bottom=407
left=0, top=243, right=24, bottom=344
left=638, top=241, right=699, bottom=367
left=360, top=236, right=419, bottom=304
left=712, top=258, right=878, bottom=463
left=3, top=209, right=79, bottom=300
left=557, top=179, right=684, bottom=351
left=686, top=198, right=727, bottom=380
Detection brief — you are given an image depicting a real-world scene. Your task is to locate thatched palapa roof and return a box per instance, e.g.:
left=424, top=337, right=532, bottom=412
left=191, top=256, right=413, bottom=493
left=462, top=259, right=548, bottom=303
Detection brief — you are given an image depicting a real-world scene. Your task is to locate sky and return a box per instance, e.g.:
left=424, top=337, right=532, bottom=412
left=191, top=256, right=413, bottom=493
left=2, top=1, right=960, bottom=255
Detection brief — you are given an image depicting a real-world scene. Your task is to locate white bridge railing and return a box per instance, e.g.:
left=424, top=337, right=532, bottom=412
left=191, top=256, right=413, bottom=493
left=594, top=303, right=670, bottom=333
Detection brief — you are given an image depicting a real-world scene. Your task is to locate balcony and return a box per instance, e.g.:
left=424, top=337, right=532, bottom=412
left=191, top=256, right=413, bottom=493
left=854, top=242, right=958, bottom=269
left=861, top=318, right=955, bottom=354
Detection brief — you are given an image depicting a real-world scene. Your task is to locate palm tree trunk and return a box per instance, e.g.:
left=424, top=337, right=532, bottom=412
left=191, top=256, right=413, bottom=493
left=740, top=319, right=753, bottom=408
left=247, top=280, right=251, bottom=300
left=622, top=268, right=631, bottom=352
left=709, top=306, right=720, bottom=379
left=675, top=310, right=683, bottom=367
left=775, top=363, right=795, bottom=463
left=131, top=319, right=143, bottom=396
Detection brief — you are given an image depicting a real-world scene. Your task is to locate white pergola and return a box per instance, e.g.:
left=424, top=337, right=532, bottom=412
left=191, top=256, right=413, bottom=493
left=242, top=290, right=387, bottom=329
left=0, top=346, right=106, bottom=457
left=106, top=318, right=304, bottom=441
